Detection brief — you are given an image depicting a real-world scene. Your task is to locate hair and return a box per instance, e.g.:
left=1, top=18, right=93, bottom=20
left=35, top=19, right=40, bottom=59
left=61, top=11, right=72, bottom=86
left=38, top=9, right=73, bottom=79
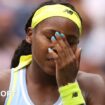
left=11, top=0, right=82, bottom=68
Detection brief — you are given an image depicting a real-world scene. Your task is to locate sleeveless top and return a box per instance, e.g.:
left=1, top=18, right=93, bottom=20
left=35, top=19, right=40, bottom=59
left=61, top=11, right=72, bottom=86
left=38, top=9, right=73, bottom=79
left=4, top=55, right=86, bottom=105
left=4, top=68, right=63, bottom=105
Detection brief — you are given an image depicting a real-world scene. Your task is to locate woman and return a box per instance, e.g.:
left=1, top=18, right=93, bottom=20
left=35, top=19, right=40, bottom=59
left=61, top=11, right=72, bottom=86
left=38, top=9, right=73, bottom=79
left=0, top=1, right=105, bottom=105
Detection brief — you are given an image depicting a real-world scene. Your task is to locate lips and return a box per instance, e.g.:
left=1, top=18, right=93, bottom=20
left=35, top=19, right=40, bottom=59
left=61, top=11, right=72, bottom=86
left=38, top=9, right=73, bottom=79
left=46, top=54, right=55, bottom=61
left=46, top=57, right=55, bottom=66
left=47, top=57, right=55, bottom=61
left=46, top=57, right=56, bottom=69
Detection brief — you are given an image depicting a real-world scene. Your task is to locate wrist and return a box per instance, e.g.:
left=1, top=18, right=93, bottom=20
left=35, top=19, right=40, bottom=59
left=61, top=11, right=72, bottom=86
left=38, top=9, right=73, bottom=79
left=58, top=82, right=85, bottom=105
left=57, top=77, right=75, bottom=87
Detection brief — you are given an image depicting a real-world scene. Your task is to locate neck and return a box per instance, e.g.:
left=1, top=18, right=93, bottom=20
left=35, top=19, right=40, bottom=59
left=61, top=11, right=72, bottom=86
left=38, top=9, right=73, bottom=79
left=26, top=60, right=57, bottom=87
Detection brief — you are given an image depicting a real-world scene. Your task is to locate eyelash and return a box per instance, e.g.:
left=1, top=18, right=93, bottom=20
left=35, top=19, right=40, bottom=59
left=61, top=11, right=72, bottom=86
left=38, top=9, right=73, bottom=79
left=46, top=34, right=78, bottom=45
left=46, top=36, right=51, bottom=40
left=67, top=38, right=79, bottom=45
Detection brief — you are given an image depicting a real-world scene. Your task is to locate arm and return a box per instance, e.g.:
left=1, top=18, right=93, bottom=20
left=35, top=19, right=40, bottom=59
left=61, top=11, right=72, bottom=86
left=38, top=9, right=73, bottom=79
left=78, top=72, right=105, bottom=105
left=86, top=74, right=105, bottom=105
left=48, top=32, right=85, bottom=105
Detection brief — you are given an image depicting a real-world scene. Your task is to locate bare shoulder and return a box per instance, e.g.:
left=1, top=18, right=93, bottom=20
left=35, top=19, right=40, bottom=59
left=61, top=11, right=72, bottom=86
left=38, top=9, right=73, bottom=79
left=77, top=71, right=105, bottom=89
left=77, top=71, right=105, bottom=105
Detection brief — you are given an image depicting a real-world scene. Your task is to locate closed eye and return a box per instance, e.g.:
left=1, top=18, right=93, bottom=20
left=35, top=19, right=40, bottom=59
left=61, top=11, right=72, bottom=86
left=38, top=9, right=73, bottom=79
left=46, top=36, right=51, bottom=40
left=44, top=30, right=56, bottom=40
left=67, top=36, right=79, bottom=45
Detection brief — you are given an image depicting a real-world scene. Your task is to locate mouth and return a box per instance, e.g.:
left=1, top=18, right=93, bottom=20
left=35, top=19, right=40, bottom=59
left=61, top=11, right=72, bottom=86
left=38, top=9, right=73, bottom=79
left=46, top=53, right=56, bottom=67
left=47, top=58, right=55, bottom=61
left=46, top=57, right=56, bottom=73
left=46, top=57, right=55, bottom=66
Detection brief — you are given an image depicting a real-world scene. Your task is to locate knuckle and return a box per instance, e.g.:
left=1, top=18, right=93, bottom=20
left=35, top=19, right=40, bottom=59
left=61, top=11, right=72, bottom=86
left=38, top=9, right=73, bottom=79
left=72, top=56, right=76, bottom=61
left=63, top=46, right=67, bottom=50
left=57, top=47, right=62, bottom=52
left=69, top=57, right=76, bottom=64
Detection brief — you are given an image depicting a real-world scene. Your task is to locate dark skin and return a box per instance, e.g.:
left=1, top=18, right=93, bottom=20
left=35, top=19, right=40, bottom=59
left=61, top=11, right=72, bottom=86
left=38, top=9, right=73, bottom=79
left=0, top=17, right=105, bottom=105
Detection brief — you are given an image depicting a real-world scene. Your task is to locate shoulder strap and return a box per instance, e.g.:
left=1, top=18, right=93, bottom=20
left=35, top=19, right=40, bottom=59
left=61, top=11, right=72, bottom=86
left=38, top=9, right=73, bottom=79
left=5, top=69, right=18, bottom=105
left=14, top=55, right=32, bottom=72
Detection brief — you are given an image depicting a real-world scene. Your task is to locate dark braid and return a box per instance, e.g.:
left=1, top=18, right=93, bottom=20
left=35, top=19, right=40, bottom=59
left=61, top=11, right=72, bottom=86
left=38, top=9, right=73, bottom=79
left=11, top=40, right=31, bottom=68
left=11, top=0, right=82, bottom=68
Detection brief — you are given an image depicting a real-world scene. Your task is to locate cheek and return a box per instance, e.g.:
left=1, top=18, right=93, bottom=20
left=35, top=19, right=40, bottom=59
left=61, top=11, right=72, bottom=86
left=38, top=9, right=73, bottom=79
left=31, top=35, right=50, bottom=62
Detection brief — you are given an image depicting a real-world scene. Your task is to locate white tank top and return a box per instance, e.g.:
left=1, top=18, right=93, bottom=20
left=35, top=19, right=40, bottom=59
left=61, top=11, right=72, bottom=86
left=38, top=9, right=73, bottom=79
left=4, top=68, right=62, bottom=105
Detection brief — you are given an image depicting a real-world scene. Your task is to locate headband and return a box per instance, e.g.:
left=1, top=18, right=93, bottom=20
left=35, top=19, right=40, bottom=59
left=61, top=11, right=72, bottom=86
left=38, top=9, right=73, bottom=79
left=31, top=4, right=82, bottom=35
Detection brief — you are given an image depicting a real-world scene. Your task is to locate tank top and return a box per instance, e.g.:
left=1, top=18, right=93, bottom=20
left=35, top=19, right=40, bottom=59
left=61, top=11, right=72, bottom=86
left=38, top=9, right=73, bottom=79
left=4, top=55, right=86, bottom=105
left=4, top=68, right=62, bottom=105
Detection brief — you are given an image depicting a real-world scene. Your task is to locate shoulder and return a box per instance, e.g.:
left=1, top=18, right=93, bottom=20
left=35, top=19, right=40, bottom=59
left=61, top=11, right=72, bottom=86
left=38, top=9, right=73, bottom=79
left=77, top=71, right=105, bottom=88
left=77, top=71, right=105, bottom=105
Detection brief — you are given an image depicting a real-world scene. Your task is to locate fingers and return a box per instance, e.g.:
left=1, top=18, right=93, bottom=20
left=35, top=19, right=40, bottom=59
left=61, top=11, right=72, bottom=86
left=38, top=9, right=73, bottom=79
left=55, top=32, right=67, bottom=50
left=51, top=35, right=64, bottom=57
left=54, top=32, right=75, bottom=61
left=50, top=32, right=75, bottom=67
left=50, top=34, right=65, bottom=65
left=75, top=48, right=81, bottom=62
left=48, top=48, right=58, bottom=60
left=49, top=31, right=80, bottom=65
left=75, top=48, right=82, bottom=69
left=49, top=32, right=80, bottom=85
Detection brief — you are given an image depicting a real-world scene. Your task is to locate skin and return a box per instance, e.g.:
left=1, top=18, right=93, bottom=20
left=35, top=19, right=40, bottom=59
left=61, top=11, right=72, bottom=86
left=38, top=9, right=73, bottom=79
left=0, top=17, right=105, bottom=105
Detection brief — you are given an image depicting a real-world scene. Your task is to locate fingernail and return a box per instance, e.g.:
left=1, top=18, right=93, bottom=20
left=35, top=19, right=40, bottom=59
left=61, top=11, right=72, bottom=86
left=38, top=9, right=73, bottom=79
left=79, top=48, right=82, bottom=52
left=55, top=31, right=60, bottom=37
left=48, top=48, right=53, bottom=53
left=51, top=36, right=56, bottom=41
left=60, top=33, right=65, bottom=38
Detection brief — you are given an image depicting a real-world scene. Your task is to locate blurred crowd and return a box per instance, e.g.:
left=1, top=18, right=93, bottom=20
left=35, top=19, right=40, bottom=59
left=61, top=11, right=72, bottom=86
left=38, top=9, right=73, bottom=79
left=0, top=0, right=48, bottom=70
left=0, top=0, right=105, bottom=79
left=69, top=0, right=105, bottom=79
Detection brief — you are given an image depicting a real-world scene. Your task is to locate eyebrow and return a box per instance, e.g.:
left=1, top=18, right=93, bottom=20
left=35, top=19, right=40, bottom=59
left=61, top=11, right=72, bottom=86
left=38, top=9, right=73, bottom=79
left=45, top=29, right=56, bottom=34
left=43, top=28, right=79, bottom=39
left=41, top=29, right=56, bottom=41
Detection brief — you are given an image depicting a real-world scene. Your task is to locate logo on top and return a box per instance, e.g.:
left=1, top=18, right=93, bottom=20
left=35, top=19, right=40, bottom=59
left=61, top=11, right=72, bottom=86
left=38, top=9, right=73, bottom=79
left=64, top=9, right=73, bottom=15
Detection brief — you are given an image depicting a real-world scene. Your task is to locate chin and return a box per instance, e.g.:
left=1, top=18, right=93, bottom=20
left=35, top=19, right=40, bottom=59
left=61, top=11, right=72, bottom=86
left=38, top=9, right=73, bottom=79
left=44, top=66, right=56, bottom=76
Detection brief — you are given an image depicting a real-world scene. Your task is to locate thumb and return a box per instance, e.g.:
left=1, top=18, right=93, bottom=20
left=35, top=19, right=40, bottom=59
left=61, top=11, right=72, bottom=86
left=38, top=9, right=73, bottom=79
left=75, top=48, right=82, bottom=69
left=48, top=48, right=58, bottom=60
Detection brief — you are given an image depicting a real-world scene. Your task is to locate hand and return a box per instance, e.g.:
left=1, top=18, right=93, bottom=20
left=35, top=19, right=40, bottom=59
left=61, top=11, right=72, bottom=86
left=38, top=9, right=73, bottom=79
left=48, top=32, right=81, bottom=87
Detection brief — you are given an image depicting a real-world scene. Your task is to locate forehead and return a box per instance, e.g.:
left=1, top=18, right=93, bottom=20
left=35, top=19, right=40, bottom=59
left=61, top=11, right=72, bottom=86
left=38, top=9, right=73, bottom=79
left=34, top=17, right=79, bottom=36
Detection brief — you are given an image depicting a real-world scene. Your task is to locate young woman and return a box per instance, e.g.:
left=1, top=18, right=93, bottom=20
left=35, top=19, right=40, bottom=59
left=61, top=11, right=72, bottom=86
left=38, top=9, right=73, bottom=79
left=0, top=1, right=105, bottom=105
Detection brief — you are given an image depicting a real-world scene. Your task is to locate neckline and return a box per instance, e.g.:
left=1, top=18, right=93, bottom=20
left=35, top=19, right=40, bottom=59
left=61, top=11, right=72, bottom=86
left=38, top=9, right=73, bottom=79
left=20, top=68, right=61, bottom=105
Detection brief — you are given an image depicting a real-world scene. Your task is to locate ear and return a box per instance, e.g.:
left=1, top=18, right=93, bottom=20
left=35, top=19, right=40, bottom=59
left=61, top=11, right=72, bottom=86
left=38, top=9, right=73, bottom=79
left=26, top=27, right=33, bottom=44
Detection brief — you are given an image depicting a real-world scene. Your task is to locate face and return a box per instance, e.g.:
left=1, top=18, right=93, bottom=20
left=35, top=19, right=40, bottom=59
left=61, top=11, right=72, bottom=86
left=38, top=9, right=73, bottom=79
left=27, top=17, right=79, bottom=75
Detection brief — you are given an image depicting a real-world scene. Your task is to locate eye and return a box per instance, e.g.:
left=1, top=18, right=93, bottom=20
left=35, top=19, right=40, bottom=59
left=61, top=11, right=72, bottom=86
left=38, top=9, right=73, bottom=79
left=45, top=30, right=56, bottom=40
left=46, top=36, right=51, bottom=40
left=67, top=36, right=79, bottom=45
